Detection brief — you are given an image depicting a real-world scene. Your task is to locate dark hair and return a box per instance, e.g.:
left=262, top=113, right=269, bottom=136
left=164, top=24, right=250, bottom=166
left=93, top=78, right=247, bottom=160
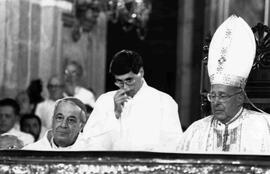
left=20, top=114, right=41, bottom=129
left=27, top=79, right=44, bottom=104
left=85, top=104, right=93, bottom=114
left=109, top=50, right=143, bottom=75
left=0, top=98, right=20, bottom=115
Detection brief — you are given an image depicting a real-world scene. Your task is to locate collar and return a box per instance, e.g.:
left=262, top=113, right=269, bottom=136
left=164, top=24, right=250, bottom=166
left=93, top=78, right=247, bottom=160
left=213, top=107, right=244, bottom=129
left=47, top=130, right=74, bottom=150
left=132, top=78, right=147, bottom=100
left=50, top=137, right=73, bottom=150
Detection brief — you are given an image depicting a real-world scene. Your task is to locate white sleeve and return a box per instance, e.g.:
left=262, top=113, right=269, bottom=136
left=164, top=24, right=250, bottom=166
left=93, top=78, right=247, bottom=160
left=159, top=95, right=183, bottom=152
left=82, top=94, right=118, bottom=150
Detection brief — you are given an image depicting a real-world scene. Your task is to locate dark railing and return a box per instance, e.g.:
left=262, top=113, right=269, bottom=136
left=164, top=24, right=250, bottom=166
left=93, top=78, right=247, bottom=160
left=1, top=150, right=270, bottom=173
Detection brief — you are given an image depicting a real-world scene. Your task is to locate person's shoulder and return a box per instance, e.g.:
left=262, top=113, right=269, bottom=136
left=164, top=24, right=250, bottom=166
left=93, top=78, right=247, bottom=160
left=17, top=130, right=35, bottom=143
left=5, top=129, right=35, bottom=145
left=146, top=85, right=174, bottom=99
left=36, top=99, right=53, bottom=108
left=23, top=131, right=50, bottom=150
left=97, top=90, right=117, bottom=99
left=187, top=115, right=213, bottom=129
left=94, top=90, right=117, bottom=105
left=244, top=108, right=270, bottom=122
left=22, top=139, right=41, bottom=150
left=76, top=86, right=94, bottom=95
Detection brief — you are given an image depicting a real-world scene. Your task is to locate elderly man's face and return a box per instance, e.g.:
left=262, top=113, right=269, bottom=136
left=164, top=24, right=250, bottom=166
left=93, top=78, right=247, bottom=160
left=47, top=77, right=63, bottom=101
left=209, top=84, right=243, bottom=124
left=52, top=101, right=83, bottom=147
left=0, top=106, right=17, bottom=134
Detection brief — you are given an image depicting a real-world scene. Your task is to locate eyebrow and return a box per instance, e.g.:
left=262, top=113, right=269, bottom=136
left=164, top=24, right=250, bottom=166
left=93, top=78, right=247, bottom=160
left=115, top=77, right=134, bottom=81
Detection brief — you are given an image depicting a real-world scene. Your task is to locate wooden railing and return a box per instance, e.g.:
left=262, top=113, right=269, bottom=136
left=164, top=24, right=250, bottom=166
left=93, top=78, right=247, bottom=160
left=1, top=150, right=270, bottom=173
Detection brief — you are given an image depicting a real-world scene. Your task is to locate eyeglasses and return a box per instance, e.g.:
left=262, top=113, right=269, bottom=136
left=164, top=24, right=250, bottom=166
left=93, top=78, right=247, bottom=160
left=207, top=91, right=242, bottom=103
left=47, top=84, right=63, bottom=89
left=114, top=78, right=136, bottom=87
left=64, top=69, right=78, bottom=76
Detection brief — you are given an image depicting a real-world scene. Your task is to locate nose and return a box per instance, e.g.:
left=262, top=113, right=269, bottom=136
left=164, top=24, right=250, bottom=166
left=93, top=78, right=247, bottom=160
left=122, top=83, right=130, bottom=91
left=60, top=119, right=68, bottom=128
left=211, top=97, right=222, bottom=106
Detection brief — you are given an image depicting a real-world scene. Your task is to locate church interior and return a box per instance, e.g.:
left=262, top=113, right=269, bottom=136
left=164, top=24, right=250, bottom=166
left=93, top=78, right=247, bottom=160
left=1, top=0, right=270, bottom=172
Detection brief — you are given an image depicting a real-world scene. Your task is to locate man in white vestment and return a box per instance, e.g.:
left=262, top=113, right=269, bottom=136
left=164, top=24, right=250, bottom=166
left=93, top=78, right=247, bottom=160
left=82, top=50, right=182, bottom=152
left=23, top=97, right=93, bottom=151
left=178, top=15, right=270, bottom=153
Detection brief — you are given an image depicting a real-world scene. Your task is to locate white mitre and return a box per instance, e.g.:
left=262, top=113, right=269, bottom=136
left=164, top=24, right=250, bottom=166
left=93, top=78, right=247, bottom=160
left=207, top=15, right=256, bottom=88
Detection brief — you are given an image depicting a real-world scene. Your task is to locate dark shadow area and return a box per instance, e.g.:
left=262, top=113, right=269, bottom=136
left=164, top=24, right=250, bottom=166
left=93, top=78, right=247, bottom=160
left=106, top=0, right=178, bottom=98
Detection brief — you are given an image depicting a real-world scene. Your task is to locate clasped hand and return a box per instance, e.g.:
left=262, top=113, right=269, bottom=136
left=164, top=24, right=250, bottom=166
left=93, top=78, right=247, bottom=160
left=114, top=89, right=131, bottom=119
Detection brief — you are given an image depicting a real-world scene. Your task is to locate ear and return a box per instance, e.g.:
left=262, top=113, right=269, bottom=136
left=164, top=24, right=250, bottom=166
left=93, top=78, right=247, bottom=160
left=80, top=122, right=85, bottom=132
left=237, top=92, right=245, bottom=104
left=139, top=67, right=144, bottom=77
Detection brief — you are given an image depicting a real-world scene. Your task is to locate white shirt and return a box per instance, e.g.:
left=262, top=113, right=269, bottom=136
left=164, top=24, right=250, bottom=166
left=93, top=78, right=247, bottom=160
left=35, top=99, right=56, bottom=129
left=64, top=86, right=96, bottom=108
left=82, top=80, right=182, bottom=152
left=23, top=130, right=103, bottom=151
left=178, top=108, right=270, bottom=153
left=2, top=128, right=34, bottom=146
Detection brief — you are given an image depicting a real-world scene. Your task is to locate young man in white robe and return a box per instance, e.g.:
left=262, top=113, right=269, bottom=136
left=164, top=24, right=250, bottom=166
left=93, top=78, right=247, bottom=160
left=82, top=50, right=183, bottom=152
left=178, top=15, right=270, bottom=153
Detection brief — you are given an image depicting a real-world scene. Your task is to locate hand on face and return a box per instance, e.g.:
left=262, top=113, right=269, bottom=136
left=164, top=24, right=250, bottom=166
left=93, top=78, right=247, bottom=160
left=114, top=89, right=131, bottom=118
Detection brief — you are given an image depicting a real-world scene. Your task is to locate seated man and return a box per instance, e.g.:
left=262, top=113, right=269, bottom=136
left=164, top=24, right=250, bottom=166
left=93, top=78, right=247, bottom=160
left=178, top=15, right=270, bottom=153
left=0, top=98, right=34, bottom=148
left=23, top=97, right=91, bottom=150
left=20, top=114, right=46, bottom=141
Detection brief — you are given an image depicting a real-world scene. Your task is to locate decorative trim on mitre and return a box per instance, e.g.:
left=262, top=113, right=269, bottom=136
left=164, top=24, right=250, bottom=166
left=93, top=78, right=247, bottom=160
left=209, top=74, right=247, bottom=88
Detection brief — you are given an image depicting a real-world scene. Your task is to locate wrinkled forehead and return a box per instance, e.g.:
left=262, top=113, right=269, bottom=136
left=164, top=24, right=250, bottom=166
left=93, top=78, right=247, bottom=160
left=54, top=99, right=87, bottom=123
left=55, top=100, right=81, bottom=113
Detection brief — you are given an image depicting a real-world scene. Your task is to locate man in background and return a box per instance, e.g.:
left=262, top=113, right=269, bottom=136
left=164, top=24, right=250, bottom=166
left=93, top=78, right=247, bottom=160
left=63, top=60, right=95, bottom=108
left=35, top=75, right=64, bottom=129
left=0, top=98, right=34, bottom=148
left=20, top=114, right=46, bottom=141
